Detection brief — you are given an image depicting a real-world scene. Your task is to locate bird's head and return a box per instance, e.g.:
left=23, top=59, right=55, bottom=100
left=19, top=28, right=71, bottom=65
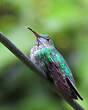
left=26, top=27, right=54, bottom=47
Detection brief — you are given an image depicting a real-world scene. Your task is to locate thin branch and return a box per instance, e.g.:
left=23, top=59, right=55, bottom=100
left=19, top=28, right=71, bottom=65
left=0, top=32, right=85, bottom=110
left=70, top=100, right=85, bottom=110
left=0, top=32, right=46, bottom=78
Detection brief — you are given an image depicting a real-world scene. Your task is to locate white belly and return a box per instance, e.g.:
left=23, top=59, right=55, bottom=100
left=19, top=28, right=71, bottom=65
left=30, top=45, right=50, bottom=63
left=30, top=45, right=49, bottom=78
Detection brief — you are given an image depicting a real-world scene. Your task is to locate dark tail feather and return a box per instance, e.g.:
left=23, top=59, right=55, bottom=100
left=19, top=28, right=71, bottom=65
left=66, top=76, right=83, bottom=100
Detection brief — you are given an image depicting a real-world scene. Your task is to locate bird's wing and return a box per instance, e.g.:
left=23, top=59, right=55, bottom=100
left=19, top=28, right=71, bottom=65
left=40, top=50, right=83, bottom=100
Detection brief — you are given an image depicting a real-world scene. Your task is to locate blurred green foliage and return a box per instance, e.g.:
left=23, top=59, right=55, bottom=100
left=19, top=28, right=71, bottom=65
left=0, top=0, right=88, bottom=110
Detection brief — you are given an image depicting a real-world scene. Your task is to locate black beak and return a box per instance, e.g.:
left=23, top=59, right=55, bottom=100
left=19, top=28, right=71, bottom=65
left=25, top=26, right=40, bottom=38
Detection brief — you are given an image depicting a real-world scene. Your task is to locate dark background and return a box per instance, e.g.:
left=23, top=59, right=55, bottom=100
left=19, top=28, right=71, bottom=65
left=0, top=0, right=87, bottom=110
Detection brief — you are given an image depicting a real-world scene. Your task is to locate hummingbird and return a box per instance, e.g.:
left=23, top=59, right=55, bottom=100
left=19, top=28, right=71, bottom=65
left=27, top=27, right=83, bottom=102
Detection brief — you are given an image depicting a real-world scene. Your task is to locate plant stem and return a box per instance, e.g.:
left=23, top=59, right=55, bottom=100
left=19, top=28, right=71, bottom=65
left=0, top=32, right=46, bottom=78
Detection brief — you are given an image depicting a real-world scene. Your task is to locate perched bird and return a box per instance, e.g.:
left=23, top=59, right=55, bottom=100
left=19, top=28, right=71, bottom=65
left=27, top=27, right=83, bottom=104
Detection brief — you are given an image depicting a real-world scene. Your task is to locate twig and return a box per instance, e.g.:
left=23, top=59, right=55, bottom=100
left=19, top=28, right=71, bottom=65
left=0, top=32, right=85, bottom=110
left=69, top=100, right=85, bottom=110
left=0, top=32, right=46, bottom=78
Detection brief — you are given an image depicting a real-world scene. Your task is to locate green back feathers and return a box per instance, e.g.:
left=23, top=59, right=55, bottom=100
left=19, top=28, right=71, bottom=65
left=38, top=48, right=73, bottom=81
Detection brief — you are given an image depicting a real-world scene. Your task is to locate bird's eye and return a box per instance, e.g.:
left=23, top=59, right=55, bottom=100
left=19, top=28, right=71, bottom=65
left=47, top=38, right=50, bottom=41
